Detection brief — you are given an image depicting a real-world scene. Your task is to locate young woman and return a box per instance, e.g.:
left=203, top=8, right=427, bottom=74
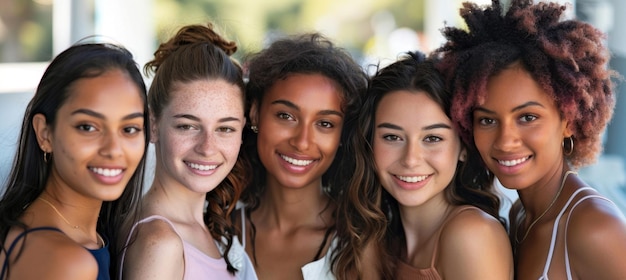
left=120, top=23, right=256, bottom=280
left=436, top=0, right=626, bottom=279
left=239, top=32, right=368, bottom=280
left=333, top=51, right=512, bottom=280
left=0, top=43, right=149, bottom=280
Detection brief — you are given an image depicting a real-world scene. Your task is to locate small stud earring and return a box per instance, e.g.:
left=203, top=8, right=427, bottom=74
left=251, top=125, right=259, bottom=133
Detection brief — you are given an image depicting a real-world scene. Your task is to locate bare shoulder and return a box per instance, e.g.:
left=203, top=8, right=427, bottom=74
left=441, top=207, right=507, bottom=241
left=567, top=193, right=626, bottom=245
left=125, top=217, right=184, bottom=259
left=566, top=194, right=626, bottom=278
left=123, top=217, right=185, bottom=279
left=439, top=207, right=513, bottom=280
left=9, top=229, right=97, bottom=280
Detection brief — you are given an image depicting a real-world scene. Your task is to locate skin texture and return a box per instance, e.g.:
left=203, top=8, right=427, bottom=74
left=123, top=79, right=244, bottom=280
left=4, top=69, right=145, bottom=279
left=474, top=63, right=626, bottom=279
left=247, top=73, right=342, bottom=280
left=473, top=64, right=570, bottom=193
left=373, top=90, right=512, bottom=280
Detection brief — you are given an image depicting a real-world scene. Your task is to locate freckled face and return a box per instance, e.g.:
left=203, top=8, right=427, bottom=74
left=45, top=70, right=146, bottom=201
left=373, top=90, right=464, bottom=208
left=472, top=65, right=569, bottom=190
left=252, top=73, right=344, bottom=190
left=152, top=79, right=244, bottom=194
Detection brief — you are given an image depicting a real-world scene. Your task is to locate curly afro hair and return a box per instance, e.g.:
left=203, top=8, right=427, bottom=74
left=435, top=0, right=616, bottom=168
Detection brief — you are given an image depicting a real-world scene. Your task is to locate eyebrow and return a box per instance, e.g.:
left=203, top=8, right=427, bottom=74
left=475, top=101, right=545, bottom=114
left=271, top=99, right=343, bottom=118
left=173, top=114, right=242, bottom=123
left=376, top=122, right=451, bottom=131
left=71, top=109, right=144, bottom=120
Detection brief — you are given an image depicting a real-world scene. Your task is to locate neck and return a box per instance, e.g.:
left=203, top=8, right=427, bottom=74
left=517, top=164, right=572, bottom=219
left=400, top=194, right=451, bottom=259
left=40, top=188, right=101, bottom=231
left=254, top=177, right=333, bottom=230
left=145, top=175, right=207, bottom=225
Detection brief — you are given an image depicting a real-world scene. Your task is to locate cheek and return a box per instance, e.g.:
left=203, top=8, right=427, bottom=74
left=159, top=131, right=190, bottom=158
left=219, top=138, right=243, bottom=161
left=472, top=131, right=491, bottom=153
left=372, top=141, right=393, bottom=171
left=320, top=132, right=342, bottom=157
left=125, top=137, right=146, bottom=163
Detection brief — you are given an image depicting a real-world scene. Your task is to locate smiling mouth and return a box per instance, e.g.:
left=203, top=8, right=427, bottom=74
left=280, top=154, right=314, bottom=166
left=497, top=156, right=531, bottom=167
left=186, top=162, right=217, bottom=171
left=396, top=175, right=429, bottom=183
left=89, top=167, right=123, bottom=177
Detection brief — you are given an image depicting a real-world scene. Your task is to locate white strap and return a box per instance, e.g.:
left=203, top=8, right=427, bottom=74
left=540, top=187, right=593, bottom=279
left=563, top=195, right=612, bottom=279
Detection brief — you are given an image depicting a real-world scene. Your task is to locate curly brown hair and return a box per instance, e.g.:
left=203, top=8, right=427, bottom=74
left=435, top=0, right=616, bottom=168
left=332, top=51, right=502, bottom=279
left=145, top=22, right=249, bottom=274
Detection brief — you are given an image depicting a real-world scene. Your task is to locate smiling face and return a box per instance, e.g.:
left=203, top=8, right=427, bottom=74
left=472, top=64, right=570, bottom=190
left=151, top=79, right=244, bottom=194
left=373, top=90, right=464, bottom=208
left=39, top=69, right=146, bottom=201
left=251, top=73, right=344, bottom=190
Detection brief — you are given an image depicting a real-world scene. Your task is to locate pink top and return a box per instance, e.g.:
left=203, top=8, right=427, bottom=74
left=395, top=206, right=479, bottom=280
left=121, top=215, right=236, bottom=280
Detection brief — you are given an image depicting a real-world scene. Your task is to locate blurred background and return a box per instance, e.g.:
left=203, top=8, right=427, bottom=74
left=0, top=0, right=625, bottom=215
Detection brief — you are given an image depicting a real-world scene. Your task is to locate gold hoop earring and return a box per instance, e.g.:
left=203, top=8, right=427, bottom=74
left=563, top=137, right=574, bottom=156
left=251, top=125, right=259, bottom=133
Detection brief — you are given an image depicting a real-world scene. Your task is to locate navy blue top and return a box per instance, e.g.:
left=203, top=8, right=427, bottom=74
left=1, top=227, right=110, bottom=280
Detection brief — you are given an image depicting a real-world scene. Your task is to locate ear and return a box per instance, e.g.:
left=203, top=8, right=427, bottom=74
left=459, top=147, right=467, bottom=163
left=249, top=101, right=259, bottom=127
left=32, top=114, right=52, bottom=152
left=563, top=120, right=574, bottom=138
left=149, top=109, right=158, bottom=144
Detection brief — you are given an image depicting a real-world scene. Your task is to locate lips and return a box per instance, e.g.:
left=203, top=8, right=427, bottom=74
left=89, top=167, right=123, bottom=177
left=396, top=175, right=429, bottom=183
left=186, top=161, right=218, bottom=171
left=280, top=154, right=315, bottom=166
left=497, top=156, right=531, bottom=167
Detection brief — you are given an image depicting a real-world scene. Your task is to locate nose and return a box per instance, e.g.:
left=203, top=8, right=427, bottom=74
left=289, top=124, right=313, bottom=152
left=492, top=121, right=521, bottom=152
left=401, top=138, right=422, bottom=168
left=99, top=130, right=123, bottom=158
left=194, top=130, right=217, bottom=156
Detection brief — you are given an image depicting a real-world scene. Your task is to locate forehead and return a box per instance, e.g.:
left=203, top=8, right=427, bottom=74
left=62, top=70, right=143, bottom=113
left=263, top=73, right=344, bottom=111
left=482, top=65, right=556, bottom=109
left=167, top=79, right=244, bottom=114
left=376, top=90, right=449, bottom=123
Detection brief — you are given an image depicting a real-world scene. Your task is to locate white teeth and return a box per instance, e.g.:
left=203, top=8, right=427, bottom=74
left=397, top=175, right=428, bottom=183
left=187, top=162, right=217, bottom=171
left=90, top=167, right=122, bottom=177
left=498, top=157, right=530, bottom=167
left=280, top=155, right=314, bottom=166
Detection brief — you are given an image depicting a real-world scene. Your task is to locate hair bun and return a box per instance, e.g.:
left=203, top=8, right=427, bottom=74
left=147, top=22, right=237, bottom=74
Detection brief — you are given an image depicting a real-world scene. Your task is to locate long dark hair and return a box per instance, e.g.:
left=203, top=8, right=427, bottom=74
left=0, top=43, right=149, bottom=278
left=240, top=32, right=368, bottom=265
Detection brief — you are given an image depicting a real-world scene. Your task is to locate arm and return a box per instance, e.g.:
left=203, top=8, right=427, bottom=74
left=568, top=197, right=626, bottom=280
left=439, top=209, right=514, bottom=280
left=122, top=220, right=185, bottom=280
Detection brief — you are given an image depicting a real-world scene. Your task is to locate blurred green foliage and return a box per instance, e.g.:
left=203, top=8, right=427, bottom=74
left=0, top=0, right=425, bottom=62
